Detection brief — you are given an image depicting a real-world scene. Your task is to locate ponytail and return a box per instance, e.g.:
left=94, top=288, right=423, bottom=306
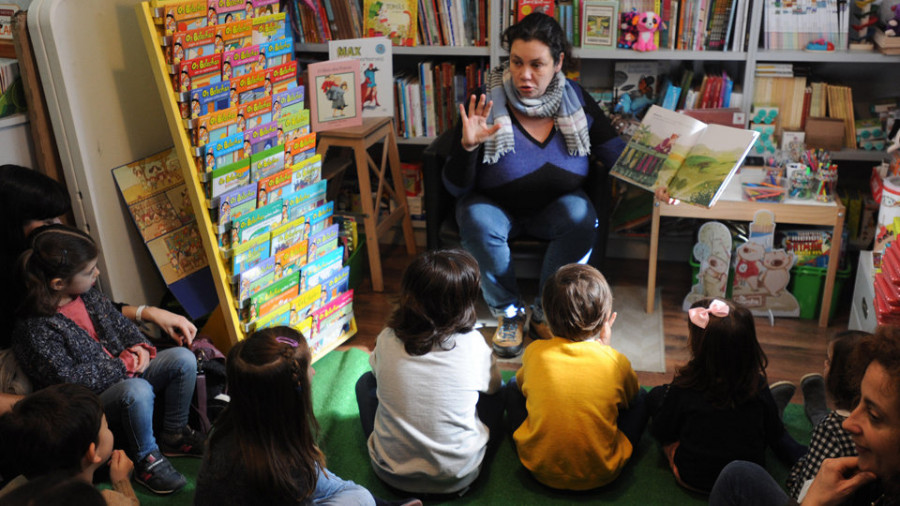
left=16, top=225, right=98, bottom=317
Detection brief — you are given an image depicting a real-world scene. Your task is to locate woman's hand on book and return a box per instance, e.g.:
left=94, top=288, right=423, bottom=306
left=459, top=94, right=501, bottom=152
left=655, top=187, right=679, bottom=205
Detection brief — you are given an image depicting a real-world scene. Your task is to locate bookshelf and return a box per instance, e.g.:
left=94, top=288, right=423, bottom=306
left=297, top=0, right=900, bottom=162
left=135, top=2, right=357, bottom=359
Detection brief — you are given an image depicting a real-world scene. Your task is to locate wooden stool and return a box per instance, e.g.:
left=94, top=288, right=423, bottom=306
left=317, top=117, right=416, bottom=292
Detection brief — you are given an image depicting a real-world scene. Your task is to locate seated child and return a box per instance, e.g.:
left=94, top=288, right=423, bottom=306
left=648, top=298, right=804, bottom=493
left=785, top=330, right=869, bottom=500
left=196, top=326, right=419, bottom=506
left=355, top=249, right=502, bottom=495
left=505, top=263, right=647, bottom=490
left=0, top=383, right=138, bottom=505
left=12, top=225, right=202, bottom=495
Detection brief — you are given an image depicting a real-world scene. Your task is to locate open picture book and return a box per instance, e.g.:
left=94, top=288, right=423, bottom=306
left=609, top=105, right=760, bottom=207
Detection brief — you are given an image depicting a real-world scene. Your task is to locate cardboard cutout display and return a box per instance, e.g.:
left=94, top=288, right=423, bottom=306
left=731, top=210, right=800, bottom=317
left=683, top=221, right=732, bottom=310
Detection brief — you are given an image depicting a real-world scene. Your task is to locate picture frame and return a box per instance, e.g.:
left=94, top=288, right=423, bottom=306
left=307, top=59, right=363, bottom=132
left=581, top=0, right=618, bottom=49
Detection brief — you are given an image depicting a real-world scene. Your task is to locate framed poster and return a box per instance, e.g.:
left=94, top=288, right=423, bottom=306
left=581, top=1, right=618, bottom=49
left=307, top=59, right=363, bottom=132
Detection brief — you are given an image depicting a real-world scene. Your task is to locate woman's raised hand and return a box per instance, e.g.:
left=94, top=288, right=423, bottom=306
left=459, top=94, right=501, bottom=151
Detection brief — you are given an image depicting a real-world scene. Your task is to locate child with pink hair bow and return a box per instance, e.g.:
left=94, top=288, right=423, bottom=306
left=645, top=298, right=806, bottom=493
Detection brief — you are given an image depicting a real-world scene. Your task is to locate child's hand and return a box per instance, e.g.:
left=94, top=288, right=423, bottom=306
left=108, top=450, right=134, bottom=483
left=144, top=306, right=197, bottom=346
left=801, top=457, right=876, bottom=506
left=130, top=346, right=151, bottom=374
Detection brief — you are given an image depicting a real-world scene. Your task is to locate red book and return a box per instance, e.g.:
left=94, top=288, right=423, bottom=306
left=517, top=0, right=554, bottom=21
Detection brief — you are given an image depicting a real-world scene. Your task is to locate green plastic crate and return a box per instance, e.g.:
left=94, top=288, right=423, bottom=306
left=788, top=263, right=852, bottom=320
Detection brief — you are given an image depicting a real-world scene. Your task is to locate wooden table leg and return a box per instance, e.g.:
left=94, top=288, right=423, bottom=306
left=352, top=137, right=384, bottom=292
left=647, top=202, right=661, bottom=313
left=818, top=205, right=845, bottom=327
left=386, top=128, right=417, bottom=255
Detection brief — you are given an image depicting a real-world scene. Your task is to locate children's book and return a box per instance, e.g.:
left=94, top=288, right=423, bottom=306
left=308, top=59, right=363, bottom=132
left=250, top=144, right=285, bottom=182
left=363, top=0, right=417, bottom=46
left=581, top=0, right=617, bottom=48
left=328, top=37, right=394, bottom=118
left=517, top=0, right=555, bottom=20
left=609, top=105, right=760, bottom=208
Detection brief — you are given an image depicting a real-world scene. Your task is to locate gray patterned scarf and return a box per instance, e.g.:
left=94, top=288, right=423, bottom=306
left=482, top=61, right=590, bottom=164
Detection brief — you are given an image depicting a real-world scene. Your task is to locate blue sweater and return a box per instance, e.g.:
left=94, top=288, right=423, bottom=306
left=443, top=81, right=625, bottom=216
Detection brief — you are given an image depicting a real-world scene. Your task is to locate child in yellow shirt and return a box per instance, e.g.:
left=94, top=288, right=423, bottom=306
left=505, top=263, right=647, bottom=490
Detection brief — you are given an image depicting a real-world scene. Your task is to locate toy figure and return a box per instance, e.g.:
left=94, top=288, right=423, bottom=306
left=632, top=11, right=660, bottom=51
left=617, top=9, right=639, bottom=48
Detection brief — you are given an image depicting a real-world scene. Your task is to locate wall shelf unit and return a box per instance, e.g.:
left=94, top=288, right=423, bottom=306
left=296, top=0, right=900, bottom=157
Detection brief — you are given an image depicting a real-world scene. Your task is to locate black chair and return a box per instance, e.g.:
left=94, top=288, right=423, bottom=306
left=422, top=128, right=611, bottom=279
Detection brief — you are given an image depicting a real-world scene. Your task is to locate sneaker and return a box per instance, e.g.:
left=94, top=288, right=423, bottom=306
left=801, top=373, right=828, bottom=427
left=770, top=381, right=796, bottom=420
left=528, top=317, right=554, bottom=340
left=158, top=425, right=205, bottom=458
left=492, top=311, right=524, bottom=358
left=134, top=450, right=187, bottom=495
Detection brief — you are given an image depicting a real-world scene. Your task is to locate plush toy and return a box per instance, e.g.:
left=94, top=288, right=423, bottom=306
left=886, top=4, right=900, bottom=36
left=632, top=11, right=661, bottom=51
left=617, top=9, right=639, bottom=48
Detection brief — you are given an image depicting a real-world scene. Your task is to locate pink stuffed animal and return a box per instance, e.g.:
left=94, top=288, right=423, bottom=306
left=632, top=11, right=660, bottom=51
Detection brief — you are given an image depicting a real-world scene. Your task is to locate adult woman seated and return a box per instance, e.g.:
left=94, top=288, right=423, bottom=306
left=709, top=325, right=900, bottom=506
left=0, top=164, right=196, bottom=349
left=441, top=13, right=625, bottom=358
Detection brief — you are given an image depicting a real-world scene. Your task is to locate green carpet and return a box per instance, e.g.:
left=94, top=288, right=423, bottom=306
left=127, top=348, right=813, bottom=505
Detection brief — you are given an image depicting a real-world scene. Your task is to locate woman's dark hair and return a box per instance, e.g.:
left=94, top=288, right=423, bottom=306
left=542, top=263, right=612, bottom=342
left=0, top=165, right=71, bottom=260
left=388, top=249, right=480, bottom=356
left=17, top=224, right=98, bottom=317
left=673, top=298, right=768, bottom=408
left=210, top=326, right=324, bottom=503
left=502, top=12, right=572, bottom=69
left=827, top=330, right=870, bottom=411
left=0, top=384, right=103, bottom=480
left=853, top=326, right=900, bottom=413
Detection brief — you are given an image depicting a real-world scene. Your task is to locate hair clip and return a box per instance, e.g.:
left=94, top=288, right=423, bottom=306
left=59, top=248, right=68, bottom=266
left=688, top=299, right=730, bottom=329
left=275, top=336, right=299, bottom=347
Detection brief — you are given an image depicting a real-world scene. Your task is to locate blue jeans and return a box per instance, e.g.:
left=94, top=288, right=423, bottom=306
left=708, top=460, right=788, bottom=506
left=313, top=467, right=375, bottom=505
left=505, top=377, right=649, bottom=448
left=99, top=346, right=197, bottom=461
left=455, top=190, right=597, bottom=316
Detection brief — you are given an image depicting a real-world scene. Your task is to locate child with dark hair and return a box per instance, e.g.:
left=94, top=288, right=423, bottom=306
left=783, top=330, right=870, bottom=500
left=11, top=225, right=201, bottom=495
left=0, top=384, right=138, bottom=505
left=0, top=471, right=107, bottom=506
left=505, top=263, right=646, bottom=490
left=648, top=298, right=805, bottom=493
left=355, top=249, right=502, bottom=496
left=196, top=326, right=416, bottom=506
left=0, top=165, right=197, bottom=350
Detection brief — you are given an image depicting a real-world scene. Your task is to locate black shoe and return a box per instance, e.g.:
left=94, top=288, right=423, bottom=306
left=158, top=426, right=205, bottom=458
left=802, top=373, right=828, bottom=427
left=134, top=450, right=186, bottom=495
left=770, top=381, right=796, bottom=420
left=492, top=311, right=524, bottom=358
